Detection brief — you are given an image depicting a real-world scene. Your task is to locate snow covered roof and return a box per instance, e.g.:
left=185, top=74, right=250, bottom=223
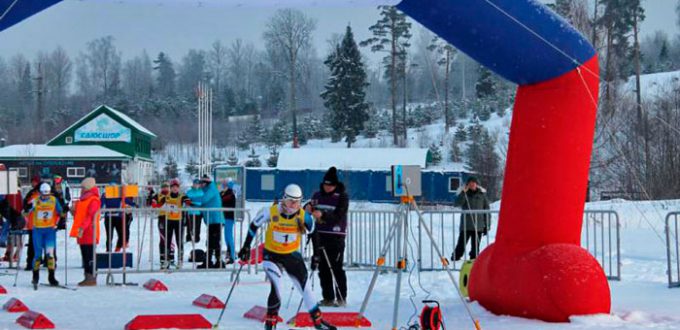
left=277, top=148, right=429, bottom=170
left=107, top=107, right=156, bottom=137
left=0, top=144, right=129, bottom=159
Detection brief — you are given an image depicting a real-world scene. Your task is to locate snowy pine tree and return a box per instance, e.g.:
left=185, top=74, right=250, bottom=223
left=266, top=119, right=288, bottom=148
left=267, top=148, right=279, bottom=168
left=455, top=123, right=467, bottom=142
left=185, top=158, right=199, bottom=177
left=467, top=116, right=484, bottom=141
left=246, top=115, right=265, bottom=144
left=475, top=66, right=496, bottom=100
left=321, top=25, right=370, bottom=148
left=163, top=156, right=179, bottom=180
left=236, top=130, right=250, bottom=150
left=153, top=52, right=176, bottom=98
left=244, top=147, right=262, bottom=167
left=449, top=139, right=462, bottom=163
left=427, top=143, right=442, bottom=166
left=465, top=128, right=501, bottom=199
left=227, top=151, right=239, bottom=166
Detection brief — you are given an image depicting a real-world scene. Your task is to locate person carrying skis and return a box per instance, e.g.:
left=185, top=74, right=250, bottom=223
left=238, top=184, right=336, bottom=330
left=25, top=183, right=63, bottom=289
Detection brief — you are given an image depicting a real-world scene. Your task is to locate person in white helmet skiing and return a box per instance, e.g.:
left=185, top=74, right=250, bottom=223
left=24, top=183, right=63, bottom=289
left=238, top=184, right=336, bottom=330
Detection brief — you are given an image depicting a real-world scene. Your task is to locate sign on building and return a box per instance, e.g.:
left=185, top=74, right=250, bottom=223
left=75, top=114, right=132, bottom=142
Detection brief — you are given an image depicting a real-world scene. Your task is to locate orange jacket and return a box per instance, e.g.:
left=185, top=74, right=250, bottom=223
left=70, top=187, right=101, bottom=245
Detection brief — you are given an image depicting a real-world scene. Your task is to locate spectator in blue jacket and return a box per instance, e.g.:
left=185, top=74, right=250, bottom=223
left=198, top=175, right=225, bottom=268
left=185, top=179, right=204, bottom=243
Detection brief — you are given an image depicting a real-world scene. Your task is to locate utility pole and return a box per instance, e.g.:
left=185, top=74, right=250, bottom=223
left=34, top=62, right=45, bottom=142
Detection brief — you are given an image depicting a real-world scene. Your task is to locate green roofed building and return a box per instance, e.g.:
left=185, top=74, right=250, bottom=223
left=0, top=105, right=156, bottom=185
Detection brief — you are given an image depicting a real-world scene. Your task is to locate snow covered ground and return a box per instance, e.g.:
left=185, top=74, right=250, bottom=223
left=0, top=200, right=678, bottom=329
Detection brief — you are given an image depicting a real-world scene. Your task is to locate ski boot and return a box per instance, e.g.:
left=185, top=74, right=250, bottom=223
left=47, top=257, right=59, bottom=286
left=160, top=261, right=169, bottom=270
left=310, top=307, right=337, bottom=330
left=169, top=260, right=176, bottom=269
left=32, top=261, right=40, bottom=290
left=264, top=311, right=278, bottom=330
left=224, top=257, right=234, bottom=265
left=318, top=299, right=335, bottom=307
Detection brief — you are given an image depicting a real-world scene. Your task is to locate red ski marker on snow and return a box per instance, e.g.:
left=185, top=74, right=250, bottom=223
left=192, top=294, right=225, bottom=309
left=16, top=311, right=55, bottom=329
left=3, top=298, right=29, bottom=313
left=143, top=279, right=168, bottom=291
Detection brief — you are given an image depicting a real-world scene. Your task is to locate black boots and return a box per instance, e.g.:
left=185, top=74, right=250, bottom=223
left=48, top=269, right=59, bottom=286
left=32, top=269, right=39, bottom=290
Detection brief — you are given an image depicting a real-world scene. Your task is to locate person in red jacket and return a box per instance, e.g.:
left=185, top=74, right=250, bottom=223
left=70, top=177, right=101, bottom=286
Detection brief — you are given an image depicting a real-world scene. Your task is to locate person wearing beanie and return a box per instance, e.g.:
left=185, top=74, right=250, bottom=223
left=185, top=179, right=204, bottom=244
left=154, top=179, right=191, bottom=269
left=148, top=182, right=174, bottom=267
left=197, top=175, right=225, bottom=269
left=22, top=175, right=44, bottom=271
left=306, top=166, right=349, bottom=307
left=451, top=176, right=490, bottom=261
left=220, top=179, right=237, bottom=265
left=70, top=177, right=101, bottom=286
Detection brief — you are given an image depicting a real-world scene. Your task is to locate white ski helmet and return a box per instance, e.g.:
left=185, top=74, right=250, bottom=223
left=39, top=183, right=51, bottom=195
left=283, top=184, right=303, bottom=201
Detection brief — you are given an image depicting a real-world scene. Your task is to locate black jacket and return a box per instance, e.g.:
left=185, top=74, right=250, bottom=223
left=310, top=182, right=349, bottom=236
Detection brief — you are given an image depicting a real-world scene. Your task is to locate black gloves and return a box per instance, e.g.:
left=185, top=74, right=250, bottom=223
left=238, top=245, right=251, bottom=262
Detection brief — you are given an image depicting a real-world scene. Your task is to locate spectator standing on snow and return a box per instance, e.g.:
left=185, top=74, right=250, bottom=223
left=149, top=183, right=172, bottom=266
left=70, top=177, right=101, bottom=286
left=1, top=178, right=23, bottom=264
left=198, top=175, right=225, bottom=268
left=307, top=166, right=349, bottom=307
left=185, top=179, right=204, bottom=243
left=451, top=176, right=491, bottom=261
left=155, top=179, right=190, bottom=269
left=220, top=179, right=237, bottom=265
left=100, top=185, right=135, bottom=252
left=22, top=175, right=42, bottom=271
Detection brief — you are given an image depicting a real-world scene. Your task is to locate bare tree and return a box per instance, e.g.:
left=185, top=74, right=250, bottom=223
left=263, top=8, right=317, bottom=147
left=84, top=36, right=122, bottom=99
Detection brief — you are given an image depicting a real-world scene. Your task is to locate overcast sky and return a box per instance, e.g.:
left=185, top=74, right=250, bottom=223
left=0, top=0, right=677, bottom=69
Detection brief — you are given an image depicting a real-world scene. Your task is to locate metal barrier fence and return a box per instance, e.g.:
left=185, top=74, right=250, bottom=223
left=582, top=210, right=621, bottom=281
left=417, top=210, right=499, bottom=272
left=95, top=207, right=261, bottom=284
left=345, top=209, right=621, bottom=280
left=345, top=210, right=401, bottom=271
left=665, top=212, right=680, bottom=288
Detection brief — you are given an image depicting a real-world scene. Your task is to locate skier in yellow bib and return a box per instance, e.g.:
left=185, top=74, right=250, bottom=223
left=238, top=184, right=336, bottom=330
left=26, top=183, right=63, bottom=290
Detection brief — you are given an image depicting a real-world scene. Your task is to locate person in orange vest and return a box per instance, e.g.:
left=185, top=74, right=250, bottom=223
left=25, top=183, right=63, bottom=289
left=149, top=182, right=172, bottom=267
left=70, top=177, right=101, bottom=286
left=22, top=175, right=41, bottom=271
left=156, top=179, right=191, bottom=269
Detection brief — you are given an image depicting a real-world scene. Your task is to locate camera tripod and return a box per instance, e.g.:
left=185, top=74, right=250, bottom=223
left=356, top=193, right=481, bottom=330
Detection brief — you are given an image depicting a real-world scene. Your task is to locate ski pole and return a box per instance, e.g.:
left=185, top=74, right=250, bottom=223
left=212, top=263, right=244, bottom=329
